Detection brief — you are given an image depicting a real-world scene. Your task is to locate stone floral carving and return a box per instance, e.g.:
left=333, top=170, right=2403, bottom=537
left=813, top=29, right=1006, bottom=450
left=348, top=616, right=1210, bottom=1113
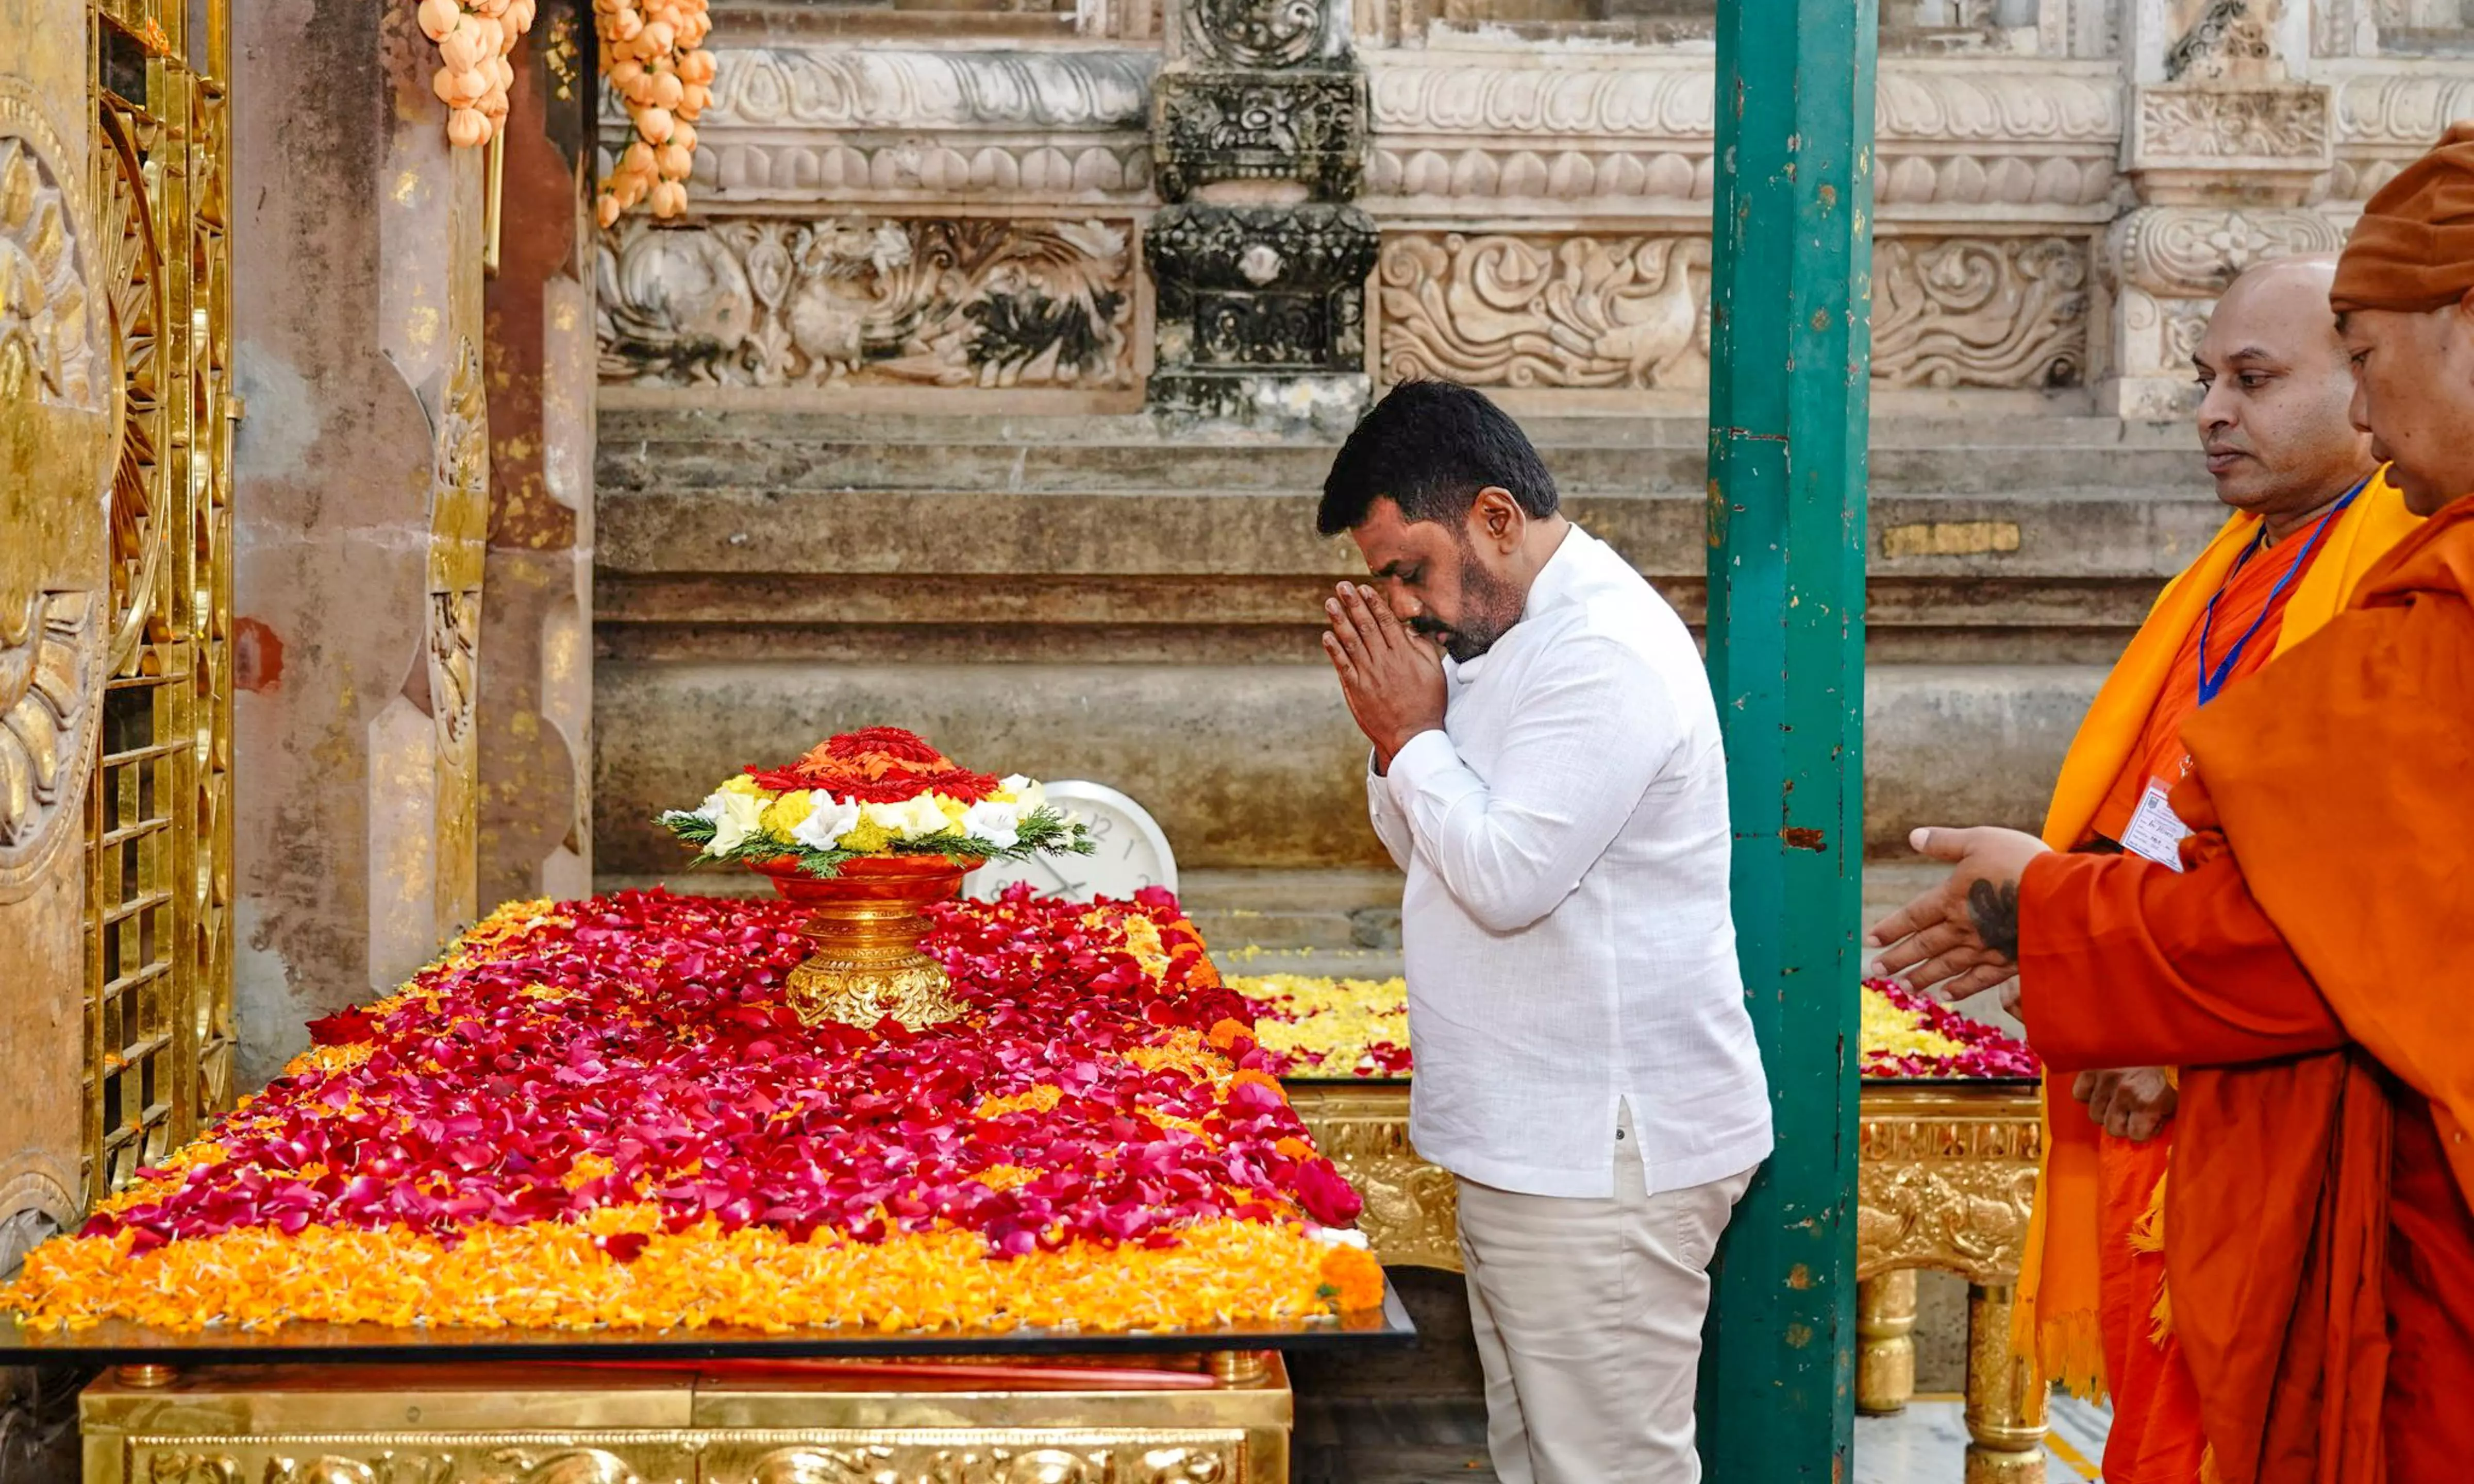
left=1151, top=203, right=1378, bottom=369
left=696, top=48, right=1157, bottom=133
left=1377, top=232, right=1711, bottom=390
left=2108, top=205, right=2341, bottom=298
left=2135, top=86, right=2331, bottom=160
left=1154, top=69, right=1366, bottom=201
left=1363, top=57, right=2121, bottom=210
left=1872, top=237, right=2091, bottom=390
left=2165, top=0, right=2277, bottom=81
left=701, top=141, right=1154, bottom=203
left=597, top=216, right=1136, bottom=391
left=670, top=47, right=1158, bottom=203
left=1181, top=0, right=1333, bottom=67
left=1368, top=56, right=1716, bottom=140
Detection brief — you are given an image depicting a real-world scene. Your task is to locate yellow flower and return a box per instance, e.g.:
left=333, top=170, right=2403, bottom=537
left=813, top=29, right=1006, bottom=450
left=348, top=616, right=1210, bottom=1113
left=718, top=774, right=767, bottom=799
left=936, top=796, right=970, bottom=827
left=760, top=790, right=816, bottom=837
left=838, top=818, right=894, bottom=853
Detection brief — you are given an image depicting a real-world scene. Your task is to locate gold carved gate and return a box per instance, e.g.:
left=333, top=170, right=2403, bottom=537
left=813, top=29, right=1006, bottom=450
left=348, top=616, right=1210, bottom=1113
left=0, top=0, right=230, bottom=1264
left=82, top=0, right=235, bottom=1203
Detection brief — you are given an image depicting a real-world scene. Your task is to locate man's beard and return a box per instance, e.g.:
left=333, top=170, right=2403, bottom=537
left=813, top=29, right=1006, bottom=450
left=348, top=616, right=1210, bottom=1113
left=1411, top=550, right=1524, bottom=663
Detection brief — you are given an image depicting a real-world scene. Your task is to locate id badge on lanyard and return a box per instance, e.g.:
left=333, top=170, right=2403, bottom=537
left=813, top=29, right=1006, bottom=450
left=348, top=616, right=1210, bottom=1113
left=2120, top=779, right=2189, bottom=870
left=2134, top=480, right=2364, bottom=870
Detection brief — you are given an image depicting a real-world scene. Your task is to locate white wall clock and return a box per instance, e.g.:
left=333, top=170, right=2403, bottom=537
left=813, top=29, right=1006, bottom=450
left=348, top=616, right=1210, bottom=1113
left=963, top=780, right=1178, bottom=903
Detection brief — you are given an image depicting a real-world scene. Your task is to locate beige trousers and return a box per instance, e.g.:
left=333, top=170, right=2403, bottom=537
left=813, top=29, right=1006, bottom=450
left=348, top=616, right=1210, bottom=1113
left=1455, top=1115, right=1758, bottom=1484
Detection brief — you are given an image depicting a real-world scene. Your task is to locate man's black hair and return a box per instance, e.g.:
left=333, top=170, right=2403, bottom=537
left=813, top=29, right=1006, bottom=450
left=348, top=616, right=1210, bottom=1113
left=1316, top=380, right=1561, bottom=537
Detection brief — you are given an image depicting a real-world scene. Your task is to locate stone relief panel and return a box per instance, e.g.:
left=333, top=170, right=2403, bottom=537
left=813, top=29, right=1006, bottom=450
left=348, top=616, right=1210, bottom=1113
left=1874, top=236, right=2092, bottom=389
left=2109, top=203, right=2342, bottom=298
left=2163, top=0, right=2281, bottom=80
left=1153, top=68, right=1368, bottom=201
left=2135, top=85, right=2330, bottom=159
left=662, top=47, right=1158, bottom=205
left=1363, top=56, right=2122, bottom=215
left=2323, top=65, right=2474, bottom=202
left=1376, top=232, right=1711, bottom=389
left=1376, top=230, right=2094, bottom=392
left=597, top=216, right=1138, bottom=391
left=1176, top=0, right=1352, bottom=66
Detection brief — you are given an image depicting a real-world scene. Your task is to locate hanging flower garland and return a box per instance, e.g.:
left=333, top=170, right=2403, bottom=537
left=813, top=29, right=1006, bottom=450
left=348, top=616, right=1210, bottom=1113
left=593, top=0, right=715, bottom=225
left=419, top=0, right=540, bottom=149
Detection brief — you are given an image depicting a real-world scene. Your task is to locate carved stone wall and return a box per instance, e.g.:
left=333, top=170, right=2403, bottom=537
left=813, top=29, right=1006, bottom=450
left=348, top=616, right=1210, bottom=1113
left=597, top=214, right=1142, bottom=397
left=1360, top=55, right=2122, bottom=221
left=637, top=46, right=1159, bottom=207
left=1370, top=230, right=2089, bottom=394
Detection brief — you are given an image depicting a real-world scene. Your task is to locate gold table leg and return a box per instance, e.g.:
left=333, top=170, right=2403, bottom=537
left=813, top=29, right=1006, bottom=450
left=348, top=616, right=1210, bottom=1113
left=1964, top=1281, right=2048, bottom=1484
left=1856, top=1270, right=1919, bottom=1415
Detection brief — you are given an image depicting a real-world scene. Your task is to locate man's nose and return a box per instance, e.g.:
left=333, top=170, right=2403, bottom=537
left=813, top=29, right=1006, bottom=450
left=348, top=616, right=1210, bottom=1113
left=2349, top=374, right=2374, bottom=436
left=2195, top=379, right=2237, bottom=437
left=1380, top=583, right=1420, bottom=622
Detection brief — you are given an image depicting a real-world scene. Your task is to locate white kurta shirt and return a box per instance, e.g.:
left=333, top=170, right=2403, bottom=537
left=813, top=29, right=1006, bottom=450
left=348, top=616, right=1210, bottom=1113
left=1368, top=526, right=1773, bottom=1199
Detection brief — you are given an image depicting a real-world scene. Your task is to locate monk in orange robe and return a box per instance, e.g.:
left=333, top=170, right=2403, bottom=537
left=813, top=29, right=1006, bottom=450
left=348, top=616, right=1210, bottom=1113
left=1868, top=126, right=2474, bottom=1484
left=2020, top=254, right=2419, bottom=1484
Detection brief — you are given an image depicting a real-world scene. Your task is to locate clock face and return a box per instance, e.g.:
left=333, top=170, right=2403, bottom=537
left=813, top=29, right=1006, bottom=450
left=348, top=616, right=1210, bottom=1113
left=963, top=781, right=1178, bottom=904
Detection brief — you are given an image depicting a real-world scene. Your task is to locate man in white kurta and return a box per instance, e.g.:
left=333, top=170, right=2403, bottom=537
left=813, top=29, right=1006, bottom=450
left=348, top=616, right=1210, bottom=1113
left=1316, top=380, right=1773, bottom=1484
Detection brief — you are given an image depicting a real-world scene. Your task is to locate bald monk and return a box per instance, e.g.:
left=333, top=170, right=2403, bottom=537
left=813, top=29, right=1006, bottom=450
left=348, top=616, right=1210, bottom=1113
left=2018, top=254, right=2419, bottom=1484
left=1869, top=128, right=2474, bottom=1484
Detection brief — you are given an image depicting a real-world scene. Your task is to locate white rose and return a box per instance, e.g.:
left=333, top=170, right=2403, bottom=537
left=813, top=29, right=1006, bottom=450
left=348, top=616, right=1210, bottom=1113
left=959, top=799, right=1022, bottom=850
left=791, top=794, right=863, bottom=852
left=704, top=790, right=768, bottom=856
left=999, top=774, right=1046, bottom=813
left=863, top=796, right=951, bottom=841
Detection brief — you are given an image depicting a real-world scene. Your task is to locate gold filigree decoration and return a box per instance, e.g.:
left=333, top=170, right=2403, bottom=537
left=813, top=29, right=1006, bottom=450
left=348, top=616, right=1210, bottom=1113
left=0, top=95, right=109, bottom=892
left=1286, top=1086, right=1462, bottom=1273
left=99, top=104, right=166, bottom=676
left=1855, top=1090, right=2040, bottom=1285
left=426, top=336, right=488, bottom=941
left=118, top=1436, right=1249, bottom=1484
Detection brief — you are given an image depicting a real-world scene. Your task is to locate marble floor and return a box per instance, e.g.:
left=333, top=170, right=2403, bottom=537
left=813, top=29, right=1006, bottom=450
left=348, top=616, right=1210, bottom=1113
left=1853, top=1394, right=2113, bottom=1483
left=1296, top=1391, right=2116, bottom=1482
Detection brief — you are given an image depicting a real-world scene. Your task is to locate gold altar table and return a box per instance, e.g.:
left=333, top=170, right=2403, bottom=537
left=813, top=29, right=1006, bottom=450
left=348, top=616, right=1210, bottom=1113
left=1289, top=1078, right=2046, bottom=1484
left=82, top=1353, right=1295, bottom=1484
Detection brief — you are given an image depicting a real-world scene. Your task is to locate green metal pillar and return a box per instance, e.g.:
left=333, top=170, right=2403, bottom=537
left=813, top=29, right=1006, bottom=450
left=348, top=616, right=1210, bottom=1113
left=1698, top=0, right=1877, bottom=1471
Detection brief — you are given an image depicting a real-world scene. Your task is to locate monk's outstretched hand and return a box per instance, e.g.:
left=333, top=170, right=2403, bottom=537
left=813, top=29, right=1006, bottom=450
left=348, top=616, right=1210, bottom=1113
left=1866, top=825, right=2052, bottom=1011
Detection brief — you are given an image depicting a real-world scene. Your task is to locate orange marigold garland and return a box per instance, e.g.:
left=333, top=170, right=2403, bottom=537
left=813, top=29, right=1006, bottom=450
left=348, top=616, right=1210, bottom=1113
left=593, top=0, right=713, bottom=223
left=417, top=0, right=539, bottom=149
left=0, top=888, right=1377, bottom=1336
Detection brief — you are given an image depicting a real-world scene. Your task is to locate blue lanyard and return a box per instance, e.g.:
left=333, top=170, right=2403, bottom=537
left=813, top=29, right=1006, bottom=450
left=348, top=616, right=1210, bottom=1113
left=2195, top=481, right=2363, bottom=707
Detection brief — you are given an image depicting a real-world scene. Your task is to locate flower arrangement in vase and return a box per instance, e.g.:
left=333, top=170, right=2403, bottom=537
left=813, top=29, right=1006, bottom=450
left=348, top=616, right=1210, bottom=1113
left=659, top=727, right=1092, bottom=1029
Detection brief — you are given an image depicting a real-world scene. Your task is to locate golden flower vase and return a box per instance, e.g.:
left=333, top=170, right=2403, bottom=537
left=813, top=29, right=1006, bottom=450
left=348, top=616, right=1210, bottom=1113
left=754, top=855, right=982, bottom=1031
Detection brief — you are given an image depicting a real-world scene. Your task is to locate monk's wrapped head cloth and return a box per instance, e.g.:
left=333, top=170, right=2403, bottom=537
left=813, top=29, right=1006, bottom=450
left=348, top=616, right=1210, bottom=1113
left=2332, top=121, right=2474, bottom=313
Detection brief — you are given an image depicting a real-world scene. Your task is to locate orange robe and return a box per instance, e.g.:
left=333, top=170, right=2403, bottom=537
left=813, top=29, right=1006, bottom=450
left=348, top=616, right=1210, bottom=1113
left=2018, top=475, right=2420, bottom=1484
left=2016, top=494, right=2474, bottom=1484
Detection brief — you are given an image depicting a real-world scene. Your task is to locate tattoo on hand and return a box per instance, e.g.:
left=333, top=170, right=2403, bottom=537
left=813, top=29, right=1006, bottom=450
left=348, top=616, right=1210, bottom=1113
left=1967, top=878, right=2022, bottom=958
